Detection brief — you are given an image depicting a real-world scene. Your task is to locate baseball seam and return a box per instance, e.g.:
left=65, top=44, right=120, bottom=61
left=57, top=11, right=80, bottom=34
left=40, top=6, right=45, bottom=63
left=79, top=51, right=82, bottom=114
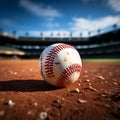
left=56, top=64, right=82, bottom=87
left=44, top=44, right=75, bottom=78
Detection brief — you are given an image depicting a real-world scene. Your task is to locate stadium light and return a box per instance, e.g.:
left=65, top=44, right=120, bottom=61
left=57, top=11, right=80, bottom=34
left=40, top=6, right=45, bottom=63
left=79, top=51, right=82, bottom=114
left=25, top=32, right=29, bottom=38
left=97, top=29, right=101, bottom=36
left=40, top=32, right=45, bottom=40
left=40, top=32, right=43, bottom=37
left=50, top=33, right=53, bottom=40
left=88, top=31, right=91, bottom=37
left=69, top=32, right=72, bottom=40
left=57, top=33, right=60, bottom=38
left=12, top=30, right=16, bottom=37
left=113, top=23, right=117, bottom=30
left=80, top=32, right=82, bottom=40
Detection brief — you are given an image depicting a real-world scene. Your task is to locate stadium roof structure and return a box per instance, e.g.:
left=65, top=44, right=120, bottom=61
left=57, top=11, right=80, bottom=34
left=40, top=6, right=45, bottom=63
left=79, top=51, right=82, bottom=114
left=0, top=29, right=120, bottom=46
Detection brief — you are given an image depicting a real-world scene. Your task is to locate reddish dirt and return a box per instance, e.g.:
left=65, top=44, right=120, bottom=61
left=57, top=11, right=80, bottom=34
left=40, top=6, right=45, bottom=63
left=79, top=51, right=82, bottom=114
left=0, top=60, right=119, bottom=120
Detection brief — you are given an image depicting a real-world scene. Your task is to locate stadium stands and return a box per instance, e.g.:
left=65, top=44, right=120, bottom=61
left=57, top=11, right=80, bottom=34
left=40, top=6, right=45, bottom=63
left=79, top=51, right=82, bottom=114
left=0, top=29, right=120, bottom=59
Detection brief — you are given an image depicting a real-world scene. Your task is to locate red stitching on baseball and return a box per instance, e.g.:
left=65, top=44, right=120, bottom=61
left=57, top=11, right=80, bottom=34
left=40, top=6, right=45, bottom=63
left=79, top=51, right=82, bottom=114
left=56, top=64, right=82, bottom=87
left=44, top=44, right=75, bottom=78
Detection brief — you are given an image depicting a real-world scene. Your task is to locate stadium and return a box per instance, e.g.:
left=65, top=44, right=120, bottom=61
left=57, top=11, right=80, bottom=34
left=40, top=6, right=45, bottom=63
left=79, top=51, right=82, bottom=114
left=0, top=27, right=120, bottom=59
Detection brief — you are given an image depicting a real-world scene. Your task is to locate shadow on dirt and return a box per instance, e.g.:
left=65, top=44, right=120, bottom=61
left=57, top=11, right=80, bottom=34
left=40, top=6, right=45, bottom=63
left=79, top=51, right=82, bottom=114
left=0, top=80, right=58, bottom=92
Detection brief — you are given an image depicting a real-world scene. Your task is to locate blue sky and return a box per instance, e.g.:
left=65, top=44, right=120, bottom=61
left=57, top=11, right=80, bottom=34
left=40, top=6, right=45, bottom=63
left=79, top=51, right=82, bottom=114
left=0, top=0, right=120, bottom=37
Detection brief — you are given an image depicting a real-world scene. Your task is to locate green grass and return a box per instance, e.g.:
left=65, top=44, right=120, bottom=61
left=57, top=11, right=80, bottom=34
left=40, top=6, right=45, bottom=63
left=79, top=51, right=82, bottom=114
left=0, top=46, right=22, bottom=52
left=83, top=58, right=120, bottom=62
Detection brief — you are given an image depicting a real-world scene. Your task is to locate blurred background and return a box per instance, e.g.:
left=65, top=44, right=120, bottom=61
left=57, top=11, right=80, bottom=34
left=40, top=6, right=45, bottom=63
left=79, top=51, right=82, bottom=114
left=0, top=0, right=120, bottom=59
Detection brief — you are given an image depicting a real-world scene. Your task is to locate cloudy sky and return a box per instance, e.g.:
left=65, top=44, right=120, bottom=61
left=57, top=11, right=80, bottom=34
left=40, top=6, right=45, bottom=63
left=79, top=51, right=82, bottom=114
left=0, top=0, right=120, bottom=37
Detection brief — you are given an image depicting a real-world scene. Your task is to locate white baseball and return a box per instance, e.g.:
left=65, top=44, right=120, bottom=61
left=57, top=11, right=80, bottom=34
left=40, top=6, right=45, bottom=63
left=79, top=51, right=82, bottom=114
left=39, top=43, right=82, bottom=87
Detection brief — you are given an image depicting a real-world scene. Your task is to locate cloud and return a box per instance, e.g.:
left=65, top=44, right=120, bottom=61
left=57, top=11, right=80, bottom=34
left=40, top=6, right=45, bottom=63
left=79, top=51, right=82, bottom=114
left=45, top=22, right=60, bottom=28
left=21, top=15, right=120, bottom=37
left=70, top=16, right=120, bottom=33
left=43, top=17, right=60, bottom=29
left=19, top=0, right=61, bottom=17
left=107, top=0, right=120, bottom=12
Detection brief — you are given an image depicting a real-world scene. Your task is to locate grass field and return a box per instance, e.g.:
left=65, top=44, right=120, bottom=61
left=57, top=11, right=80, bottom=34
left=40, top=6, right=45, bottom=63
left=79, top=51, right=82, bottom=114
left=0, top=57, right=120, bottom=62
left=83, top=58, right=120, bottom=62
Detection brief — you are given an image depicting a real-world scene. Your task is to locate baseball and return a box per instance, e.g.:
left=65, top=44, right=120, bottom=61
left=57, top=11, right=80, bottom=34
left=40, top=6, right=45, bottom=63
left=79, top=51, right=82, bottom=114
left=39, top=43, right=82, bottom=87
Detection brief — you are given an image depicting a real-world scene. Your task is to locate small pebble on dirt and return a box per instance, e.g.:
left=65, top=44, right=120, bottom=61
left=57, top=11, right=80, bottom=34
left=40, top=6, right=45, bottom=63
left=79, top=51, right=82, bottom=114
left=97, top=75, right=105, bottom=80
left=34, top=102, right=38, bottom=106
left=13, top=72, right=17, bottom=75
left=39, top=112, right=48, bottom=120
left=86, top=79, right=90, bottom=82
left=0, top=110, right=5, bottom=116
left=89, top=86, right=97, bottom=91
left=8, top=100, right=15, bottom=107
left=71, top=88, right=80, bottom=93
left=78, top=99, right=87, bottom=103
left=78, top=83, right=81, bottom=86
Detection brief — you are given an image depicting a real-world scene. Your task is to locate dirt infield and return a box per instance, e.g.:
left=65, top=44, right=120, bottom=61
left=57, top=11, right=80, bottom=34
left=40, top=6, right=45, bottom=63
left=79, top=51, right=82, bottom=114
left=0, top=60, right=119, bottom=120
